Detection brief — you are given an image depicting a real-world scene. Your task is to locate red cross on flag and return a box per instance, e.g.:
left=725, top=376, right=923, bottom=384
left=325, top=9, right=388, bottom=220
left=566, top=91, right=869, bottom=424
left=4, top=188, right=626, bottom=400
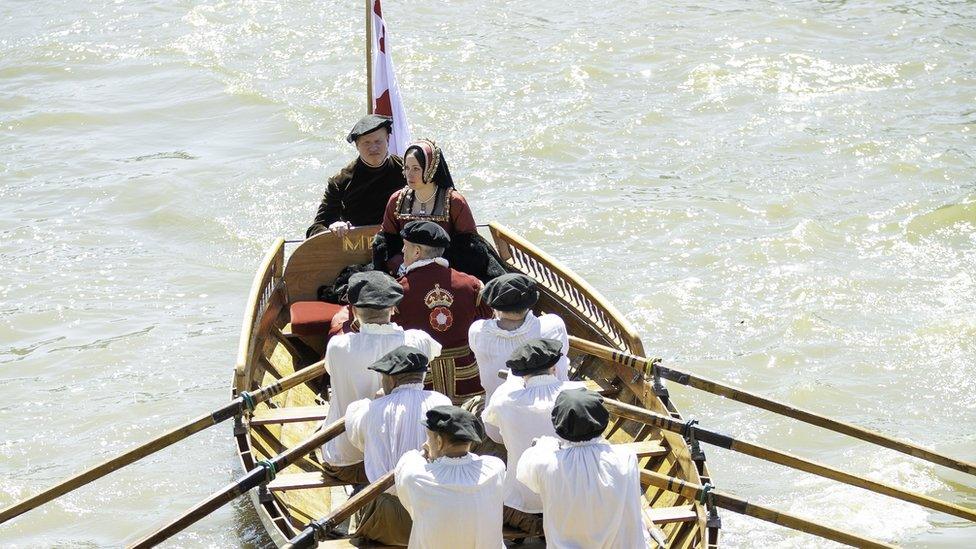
left=370, top=0, right=410, bottom=156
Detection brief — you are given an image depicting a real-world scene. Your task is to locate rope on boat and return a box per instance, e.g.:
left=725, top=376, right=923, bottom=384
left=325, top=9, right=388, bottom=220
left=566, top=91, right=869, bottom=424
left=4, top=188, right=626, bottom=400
left=240, top=391, right=257, bottom=412
left=256, top=459, right=277, bottom=482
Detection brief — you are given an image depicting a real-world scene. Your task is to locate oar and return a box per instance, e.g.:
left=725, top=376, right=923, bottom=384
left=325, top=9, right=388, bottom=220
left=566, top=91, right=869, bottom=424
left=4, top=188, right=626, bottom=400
left=570, top=336, right=976, bottom=476
left=128, top=418, right=346, bottom=548
left=495, top=369, right=974, bottom=522
left=283, top=470, right=396, bottom=549
left=607, top=396, right=976, bottom=522
left=639, top=469, right=894, bottom=548
left=0, top=359, right=327, bottom=525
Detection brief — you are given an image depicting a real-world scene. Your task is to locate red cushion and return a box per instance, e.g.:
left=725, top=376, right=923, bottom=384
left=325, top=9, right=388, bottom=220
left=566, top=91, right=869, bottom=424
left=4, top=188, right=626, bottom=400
left=290, top=301, right=344, bottom=337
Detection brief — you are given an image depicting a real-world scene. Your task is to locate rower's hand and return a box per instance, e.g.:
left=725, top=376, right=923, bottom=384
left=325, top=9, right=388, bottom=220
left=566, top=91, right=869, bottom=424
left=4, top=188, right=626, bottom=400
left=329, top=221, right=352, bottom=238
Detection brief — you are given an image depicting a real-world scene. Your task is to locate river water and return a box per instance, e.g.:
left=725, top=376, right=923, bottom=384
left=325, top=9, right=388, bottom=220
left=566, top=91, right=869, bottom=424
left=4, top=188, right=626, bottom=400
left=1, top=1, right=974, bottom=547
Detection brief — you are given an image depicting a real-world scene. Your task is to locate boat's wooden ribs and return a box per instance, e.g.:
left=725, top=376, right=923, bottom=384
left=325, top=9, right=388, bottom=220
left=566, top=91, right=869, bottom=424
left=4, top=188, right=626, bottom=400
left=488, top=224, right=638, bottom=353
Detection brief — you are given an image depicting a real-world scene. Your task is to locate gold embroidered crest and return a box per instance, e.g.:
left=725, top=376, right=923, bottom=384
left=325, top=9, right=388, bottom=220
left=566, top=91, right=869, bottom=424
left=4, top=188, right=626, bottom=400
left=424, top=283, right=454, bottom=309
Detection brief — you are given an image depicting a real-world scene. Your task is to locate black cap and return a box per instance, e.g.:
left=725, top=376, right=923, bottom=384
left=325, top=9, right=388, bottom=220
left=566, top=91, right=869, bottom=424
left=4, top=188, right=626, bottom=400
left=552, top=388, right=609, bottom=442
left=422, top=405, right=483, bottom=443
left=506, top=338, right=563, bottom=377
left=347, top=114, right=393, bottom=143
left=481, top=273, right=539, bottom=312
left=368, top=345, right=430, bottom=376
left=400, top=220, right=451, bottom=248
left=346, top=271, right=403, bottom=309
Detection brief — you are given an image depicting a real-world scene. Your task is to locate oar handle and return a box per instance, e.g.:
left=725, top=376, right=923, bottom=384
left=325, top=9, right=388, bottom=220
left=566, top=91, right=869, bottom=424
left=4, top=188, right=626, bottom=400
left=639, top=470, right=894, bottom=549
left=283, top=470, right=396, bottom=549
left=128, top=418, right=346, bottom=549
left=569, top=336, right=976, bottom=476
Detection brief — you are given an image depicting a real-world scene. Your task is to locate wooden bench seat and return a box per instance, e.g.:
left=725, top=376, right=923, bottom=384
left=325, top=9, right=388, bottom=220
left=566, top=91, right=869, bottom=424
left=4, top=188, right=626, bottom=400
left=250, top=405, right=330, bottom=425
left=267, top=472, right=347, bottom=492
left=615, top=440, right=668, bottom=458
left=644, top=505, right=697, bottom=524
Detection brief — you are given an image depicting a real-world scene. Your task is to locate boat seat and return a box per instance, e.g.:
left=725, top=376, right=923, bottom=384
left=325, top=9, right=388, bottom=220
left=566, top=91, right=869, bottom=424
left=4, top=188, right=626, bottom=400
left=289, top=301, right=344, bottom=337
left=644, top=505, right=697, bottom=525
left=267, top=472, right=347, bottom=492
left=615, top=440, right=668, bottom=458
left=250, top=405, right=330, bottom=425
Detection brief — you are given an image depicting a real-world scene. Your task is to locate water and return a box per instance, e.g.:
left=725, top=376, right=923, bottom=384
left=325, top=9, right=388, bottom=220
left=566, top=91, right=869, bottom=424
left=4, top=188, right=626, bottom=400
left=1, top=0, right=974, bottom=546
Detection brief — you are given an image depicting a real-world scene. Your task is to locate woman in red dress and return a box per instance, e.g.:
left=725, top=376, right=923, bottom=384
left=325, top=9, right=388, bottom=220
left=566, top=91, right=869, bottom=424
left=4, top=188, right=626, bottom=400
left=372, top=139, right=503, bottom=281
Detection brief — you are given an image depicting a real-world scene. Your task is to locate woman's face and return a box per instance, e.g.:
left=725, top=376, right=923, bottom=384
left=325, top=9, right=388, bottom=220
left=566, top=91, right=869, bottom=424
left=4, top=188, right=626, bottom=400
left=403, top=153, right=425, bottom=188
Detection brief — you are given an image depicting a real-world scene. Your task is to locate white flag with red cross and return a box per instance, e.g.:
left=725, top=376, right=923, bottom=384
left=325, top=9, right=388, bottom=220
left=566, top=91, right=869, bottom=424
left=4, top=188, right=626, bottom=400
left=370, top=0, right=411, bottom=156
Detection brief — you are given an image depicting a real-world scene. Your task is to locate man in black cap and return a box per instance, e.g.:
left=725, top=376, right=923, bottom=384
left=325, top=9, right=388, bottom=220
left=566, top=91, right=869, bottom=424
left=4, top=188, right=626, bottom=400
left=469, top=273, right=571, bottom=412
left=345, top=346, right=452, bottom=546
left=318, top=272, right=441, bottom=485
left=481, top=338, right=585, bottom=535
left=516, top=389, right=651, bottom=548
left=393, top=405, right=506, bottom=548
left=306, top=114, right=406, bottom=238
left=394, top=220, right=493, bottom=404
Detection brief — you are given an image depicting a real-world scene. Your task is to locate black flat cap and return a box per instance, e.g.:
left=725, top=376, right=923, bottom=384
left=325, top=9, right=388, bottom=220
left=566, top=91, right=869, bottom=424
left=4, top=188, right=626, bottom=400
left=346, top=271, right=403, bottom=309
left=506, top=338, right=563, bottom=377
left=422, top=405, right=483, bottom=443
left=552, top=388, right=609, bottom=442
left=347, top=114, right=393, bottom=143
left=481, top=273, right=539, bottom=312
left=400, top=220, right=451, bottom=248
left=368, top=345, right=430, bottom=376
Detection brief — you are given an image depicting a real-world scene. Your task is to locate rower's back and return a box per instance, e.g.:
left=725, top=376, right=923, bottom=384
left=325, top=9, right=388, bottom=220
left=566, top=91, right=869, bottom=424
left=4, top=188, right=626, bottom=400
left=517, top=436, right=649, bottom=548
left=516, top=388, right=651, bottom=548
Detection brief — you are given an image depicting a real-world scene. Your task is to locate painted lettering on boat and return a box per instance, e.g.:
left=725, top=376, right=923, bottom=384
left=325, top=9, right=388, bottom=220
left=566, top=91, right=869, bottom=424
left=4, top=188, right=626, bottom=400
left=342, top=234, right=371, bottom=252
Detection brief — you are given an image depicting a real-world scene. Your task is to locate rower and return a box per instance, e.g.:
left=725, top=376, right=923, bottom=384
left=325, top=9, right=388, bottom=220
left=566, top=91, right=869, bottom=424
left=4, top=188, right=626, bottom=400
left=306, top=114, right=405, bottom=238
left=481, top=338, right=585, bottom=535
left=394, top=220, right=492, bottom=404
left=469, top=273, right=571, bottom=405
left=345, top=346, right=452, bottom=546
left=394, top=406, right=506, bottom=549
left=319, top=271, right=441, bottom=485
left=517, top=388, right=651, bottom=548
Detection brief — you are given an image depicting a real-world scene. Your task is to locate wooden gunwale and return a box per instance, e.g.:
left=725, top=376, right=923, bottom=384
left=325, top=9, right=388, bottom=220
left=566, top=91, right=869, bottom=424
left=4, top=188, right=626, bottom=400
left=232, top=224, right=719, bottom=548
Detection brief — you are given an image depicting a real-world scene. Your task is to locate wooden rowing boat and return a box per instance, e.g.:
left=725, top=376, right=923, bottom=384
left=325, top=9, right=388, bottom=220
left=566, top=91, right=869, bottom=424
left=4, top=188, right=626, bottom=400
left=232, top=223, right=721, bottom=548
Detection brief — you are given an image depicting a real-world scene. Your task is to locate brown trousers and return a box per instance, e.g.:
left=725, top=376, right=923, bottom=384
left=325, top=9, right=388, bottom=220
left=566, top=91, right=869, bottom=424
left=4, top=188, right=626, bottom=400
left=353, top=492, right=412, bottom=546
left=320, top=461, right=369, bottom=485
left=503, top=506, right=544, bottom=536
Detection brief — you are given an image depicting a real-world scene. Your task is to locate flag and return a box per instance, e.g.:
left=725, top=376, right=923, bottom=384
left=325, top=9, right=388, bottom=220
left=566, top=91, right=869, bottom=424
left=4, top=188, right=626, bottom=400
left=370, top=0, right=410, bottom=156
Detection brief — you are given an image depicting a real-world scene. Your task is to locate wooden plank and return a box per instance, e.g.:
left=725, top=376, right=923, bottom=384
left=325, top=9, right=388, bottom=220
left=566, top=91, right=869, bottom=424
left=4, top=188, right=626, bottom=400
left=616, top=440, right=668, bottom=459
left=267, top=472, right=347, bottom=492
left=251, top=405, right=330, bottom=425
left=644, top=506, right=697, bottom=525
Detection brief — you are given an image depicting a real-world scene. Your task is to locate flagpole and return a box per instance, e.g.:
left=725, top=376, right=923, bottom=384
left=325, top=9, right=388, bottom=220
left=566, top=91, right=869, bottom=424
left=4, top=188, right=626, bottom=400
left=365, top=0, right=374, bottom=114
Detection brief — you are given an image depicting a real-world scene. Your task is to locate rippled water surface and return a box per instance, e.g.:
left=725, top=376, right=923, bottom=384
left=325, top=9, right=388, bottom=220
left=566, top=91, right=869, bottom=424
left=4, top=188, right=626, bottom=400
left=1, top=1, right=974, bottom=547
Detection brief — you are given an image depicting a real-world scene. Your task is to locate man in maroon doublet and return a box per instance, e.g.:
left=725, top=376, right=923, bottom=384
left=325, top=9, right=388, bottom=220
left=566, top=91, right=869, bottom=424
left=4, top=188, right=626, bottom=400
left=394, top=221, right=492, bottom=403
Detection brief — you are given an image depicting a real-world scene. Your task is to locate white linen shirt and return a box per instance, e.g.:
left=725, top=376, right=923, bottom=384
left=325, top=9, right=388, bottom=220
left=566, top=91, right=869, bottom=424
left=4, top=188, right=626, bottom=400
left=346, top=384, right=452, bottom=489
left=517, top=436, right=651, bottom=549
left=481, top=375, right=585, bottom=512
left=395, top=450, right=506, bottom=549
left=468, top=311, right=570, bottom=401
left=320, top=323, right=442, bottom=466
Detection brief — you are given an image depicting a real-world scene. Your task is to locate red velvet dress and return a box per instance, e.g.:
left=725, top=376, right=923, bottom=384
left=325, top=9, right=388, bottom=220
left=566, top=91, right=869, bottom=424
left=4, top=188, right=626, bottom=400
left=394, top=261, right=492, bottom=403
left=380, top=188, right=477, bottom=273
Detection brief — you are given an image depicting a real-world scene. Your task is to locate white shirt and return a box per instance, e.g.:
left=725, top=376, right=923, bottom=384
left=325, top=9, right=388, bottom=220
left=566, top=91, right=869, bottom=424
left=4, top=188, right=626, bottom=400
left=517, top=437, right=651, bottom=549
left=395, top=450, right=506, bottom=549
left=320, top=323, right=442, bottom=466
left=399, top=257, right=449, bottom=276
left=481, top=375, right=585, bottom=512
left=469, top=311, right=570, bottom=401
left=346, top=384, right=452, bottom=489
